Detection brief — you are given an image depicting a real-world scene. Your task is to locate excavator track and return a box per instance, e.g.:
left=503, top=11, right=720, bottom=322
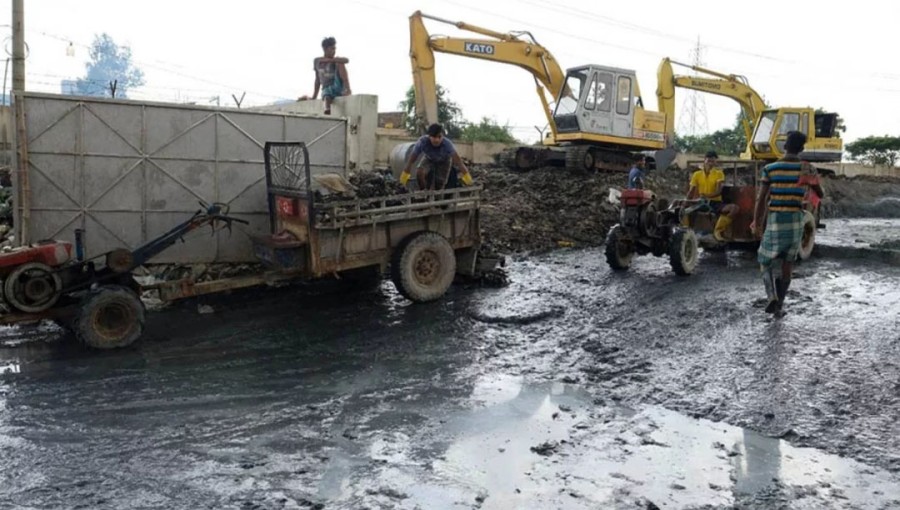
left=499, top=146, right=566, bottom=171
left=565, top=146, right=636, bottom=172
left=565, top=146, right=593, bottom=172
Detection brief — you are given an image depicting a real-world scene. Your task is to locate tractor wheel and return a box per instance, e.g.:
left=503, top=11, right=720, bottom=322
left=75, top=285, right=145, bottom=349
left=669, top=228, right=699, bottom=276
left=798, top=211, right=816, bottom=261
left=3, top=262, right=63, bottom=313
left=605, top=225, right=634, bottom=271
left=390, top=232, right=456, bottom=302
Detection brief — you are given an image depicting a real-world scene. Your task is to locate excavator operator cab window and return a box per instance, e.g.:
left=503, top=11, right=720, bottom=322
left=775, top=112, right=800, bottom=152
left=616, top=76, right=632, bottom=115
left=815, top=113, right=838, bottom=138
left=586, top=72, right=612, bottom=112
left=752, top=111, right=778, bottom=153
left=778, top=113, right=800, bottom=135
left=555, top=70, right=587, bottom=116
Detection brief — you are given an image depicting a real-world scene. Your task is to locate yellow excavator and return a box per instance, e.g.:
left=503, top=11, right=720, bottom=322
left=656, top=58, right=844, bottom=165
left=407, top=11, right=677, bottom=172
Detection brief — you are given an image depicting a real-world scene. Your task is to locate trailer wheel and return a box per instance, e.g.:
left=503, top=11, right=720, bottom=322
left=605, top=225, right=634, bottom=271
left=669, top=228, right=699, bottom=276
left=798, top=211, right=816, bottom=261
left=75, top=285, right=145, bottom=349
left=390, top=232, right=456, bottom=302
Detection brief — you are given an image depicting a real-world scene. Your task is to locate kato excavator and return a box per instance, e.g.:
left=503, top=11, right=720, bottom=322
left=407, top=11, right=677, bottom=172
left=656, top=58, right=843, bottom=165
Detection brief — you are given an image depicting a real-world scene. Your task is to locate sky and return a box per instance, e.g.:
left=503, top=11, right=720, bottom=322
left=2, top=0, right=898, bottom=145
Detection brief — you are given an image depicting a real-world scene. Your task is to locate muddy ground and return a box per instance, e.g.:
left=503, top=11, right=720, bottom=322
left=473, top=164, right=900, bottom=253
left=2, top=248, right=899, bottom=509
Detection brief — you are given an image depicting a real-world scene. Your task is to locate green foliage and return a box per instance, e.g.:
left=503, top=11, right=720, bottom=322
left=674, top=114, right=747, bottom=157
left=73, top=33, right=144, bottom=98
left=845, top=136, right=900, bottom=166
left=459, top=117, right=518, bottom=144
left=399, top=85, right=464, bottom=139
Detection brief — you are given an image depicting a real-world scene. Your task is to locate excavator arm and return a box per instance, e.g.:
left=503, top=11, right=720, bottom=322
left=656, top=57, right=767, bottom=144
left=409, top=11, right=565, bottom=138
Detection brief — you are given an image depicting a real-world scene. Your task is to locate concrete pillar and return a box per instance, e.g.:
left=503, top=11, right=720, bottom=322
left=250, top=93, right=377, bottom=172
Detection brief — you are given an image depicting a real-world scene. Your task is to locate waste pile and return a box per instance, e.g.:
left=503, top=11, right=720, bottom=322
left=473, top=164, right=689, bottom=254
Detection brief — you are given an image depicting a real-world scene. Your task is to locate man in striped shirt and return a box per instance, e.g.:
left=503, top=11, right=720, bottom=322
left=751, top=131, right=825, bottom=314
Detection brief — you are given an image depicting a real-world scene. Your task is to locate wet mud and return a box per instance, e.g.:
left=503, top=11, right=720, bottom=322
left=2, top=244, right=899, bottom=508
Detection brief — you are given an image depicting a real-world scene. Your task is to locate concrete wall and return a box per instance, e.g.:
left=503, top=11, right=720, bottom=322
left=673, top=153, right=900, bottom=177
left=16, top=92, right=346, bottom=263
left=818, top=162, right=900, bottom=178
left=252, top=94, right=377, bottom=172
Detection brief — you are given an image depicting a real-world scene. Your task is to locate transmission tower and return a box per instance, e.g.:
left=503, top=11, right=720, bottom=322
left=677, top=37, right=709, bottom=136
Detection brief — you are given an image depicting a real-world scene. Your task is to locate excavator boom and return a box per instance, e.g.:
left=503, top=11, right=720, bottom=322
left=409, top=11, right=565, bottom=138
left=657, top=58, right=766, bottom=144
left=405, top=12, right=673, bottom=172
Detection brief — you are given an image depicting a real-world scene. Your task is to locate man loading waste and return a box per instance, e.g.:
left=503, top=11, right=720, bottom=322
left=751, top=131, right=825, bottom=314
left=399, top=123, right=475, bottom=190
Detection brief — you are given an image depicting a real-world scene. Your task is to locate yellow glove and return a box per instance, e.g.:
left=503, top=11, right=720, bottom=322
left=460, top=171, right=474, bottom=186
left=399, top=169, right=411, bottom=185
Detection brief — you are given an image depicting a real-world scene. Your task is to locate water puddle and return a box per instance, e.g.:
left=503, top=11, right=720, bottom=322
left=425, top=376, right=898, bottom=508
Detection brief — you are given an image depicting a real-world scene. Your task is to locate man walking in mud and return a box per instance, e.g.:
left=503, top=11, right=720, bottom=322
left=399, top=123, right=474, bottom=191
left=751, top=131, right=824, bottom=314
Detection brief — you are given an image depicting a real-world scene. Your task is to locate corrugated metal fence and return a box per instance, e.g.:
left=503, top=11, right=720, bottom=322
left=15, top=93, right=346, bottom=263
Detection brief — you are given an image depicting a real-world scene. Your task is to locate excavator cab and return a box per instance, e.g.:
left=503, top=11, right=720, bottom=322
left=552, top=65, right=638, bottom=139
left=551, top=65, right=672, bottom=171
left=749, top=108, right=843, bottom=163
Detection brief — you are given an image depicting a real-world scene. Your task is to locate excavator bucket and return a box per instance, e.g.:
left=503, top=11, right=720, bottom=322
left=651, top=146, right=677, bottom=171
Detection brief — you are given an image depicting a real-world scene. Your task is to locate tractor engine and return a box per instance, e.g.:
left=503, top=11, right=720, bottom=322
left=619, top=189, right=660, bottom=238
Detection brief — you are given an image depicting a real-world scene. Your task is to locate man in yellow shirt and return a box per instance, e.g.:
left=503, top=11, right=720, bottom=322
left=687, top=151, right=738, bottom=241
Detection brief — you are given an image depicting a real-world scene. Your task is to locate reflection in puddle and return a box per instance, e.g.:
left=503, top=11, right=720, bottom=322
left=425, top=376, right=900, bottom=509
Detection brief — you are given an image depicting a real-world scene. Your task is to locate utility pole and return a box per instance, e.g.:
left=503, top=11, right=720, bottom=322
left=12, top=0, right=30, bottom=245
left=678, top=37, right=710, bottom=137
left=12, top=0, right=24, bottom=93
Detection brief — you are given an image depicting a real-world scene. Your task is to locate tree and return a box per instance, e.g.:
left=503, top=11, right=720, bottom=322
left=674, top=113, right=747, bottom=157
left=459, top=117, right=518, bottom=144
left=845, top=136, right=900, bottom=167
left=399, top=84, right=464, bottom=139
left=72, top=33, right=144, bottom=98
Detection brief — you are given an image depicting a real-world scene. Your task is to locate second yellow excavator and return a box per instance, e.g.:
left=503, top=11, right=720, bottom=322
left=407, top=11, right=677, bottom=172
left=656, top=58, right=844, bottom=165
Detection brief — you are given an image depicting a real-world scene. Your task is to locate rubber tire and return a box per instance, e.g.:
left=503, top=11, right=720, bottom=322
left=75, top=285, right=145, bottom=349
left=390, top=232, right=457, bottom=303
left=3, top=262, right=62, bottom=313
left=605, top=225, right=634, bottom=271
left=798, top=211, right=816, bottom=261
left=669, top=228, right=699, bottom=276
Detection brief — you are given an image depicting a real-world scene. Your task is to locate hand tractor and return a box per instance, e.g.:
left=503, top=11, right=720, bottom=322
left=604, top=189, right=700, bottom=275
left=0, top=204, right=245, bottom=349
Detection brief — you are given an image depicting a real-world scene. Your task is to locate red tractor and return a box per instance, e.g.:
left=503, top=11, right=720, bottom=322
left=0, top=204, right=244, bottom=349
left=605, top=189, right=700, bottom=275
left=605, top=160, right=820, bottom=275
